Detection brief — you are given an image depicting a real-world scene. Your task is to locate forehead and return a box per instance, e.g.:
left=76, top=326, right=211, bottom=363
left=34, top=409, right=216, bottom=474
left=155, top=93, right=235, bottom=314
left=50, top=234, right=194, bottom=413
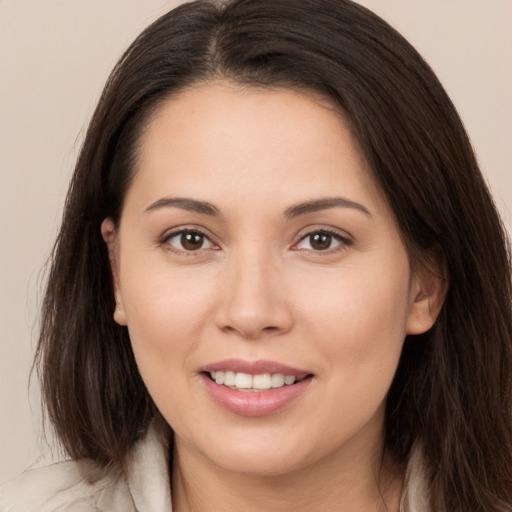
left=126, top=81, right=385, bottom=214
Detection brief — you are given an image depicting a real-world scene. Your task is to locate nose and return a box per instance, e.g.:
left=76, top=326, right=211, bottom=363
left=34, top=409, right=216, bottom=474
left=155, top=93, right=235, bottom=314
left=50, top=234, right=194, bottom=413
left=214, top=246, right=293, bottom=340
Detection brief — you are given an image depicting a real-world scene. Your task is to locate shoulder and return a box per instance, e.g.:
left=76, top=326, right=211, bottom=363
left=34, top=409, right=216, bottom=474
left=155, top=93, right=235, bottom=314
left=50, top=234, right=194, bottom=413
left=0, top=424, right=171, bottom=512
left=0, top=459, right=134, bottom=512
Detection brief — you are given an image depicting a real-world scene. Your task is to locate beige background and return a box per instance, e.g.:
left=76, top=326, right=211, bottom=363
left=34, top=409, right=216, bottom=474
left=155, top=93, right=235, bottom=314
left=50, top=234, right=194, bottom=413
left=1, top=0, right=511, bottom=484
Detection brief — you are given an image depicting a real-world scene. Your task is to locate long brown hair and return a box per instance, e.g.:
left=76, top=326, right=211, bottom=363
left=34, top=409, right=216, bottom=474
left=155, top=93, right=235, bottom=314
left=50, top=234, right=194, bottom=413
left=36, top=1, right=512, bottom=509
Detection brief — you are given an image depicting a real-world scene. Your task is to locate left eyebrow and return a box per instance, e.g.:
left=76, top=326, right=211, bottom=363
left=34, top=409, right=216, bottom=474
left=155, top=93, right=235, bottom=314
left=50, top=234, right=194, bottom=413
left=144, top=197, right=221, bottom=217
left=284, top=197, right=372, bottom=219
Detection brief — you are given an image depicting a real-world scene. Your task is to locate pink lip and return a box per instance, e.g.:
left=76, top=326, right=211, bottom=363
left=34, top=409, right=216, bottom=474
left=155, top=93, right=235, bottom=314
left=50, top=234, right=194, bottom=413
left=200, top=359, right=313, bottom=417
left=201, top=358, right=309, bottom=377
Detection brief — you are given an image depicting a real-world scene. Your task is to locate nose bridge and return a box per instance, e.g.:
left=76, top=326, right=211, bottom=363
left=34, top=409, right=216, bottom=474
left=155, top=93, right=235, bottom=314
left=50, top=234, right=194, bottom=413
left=216, top=240, right=292, bottom=338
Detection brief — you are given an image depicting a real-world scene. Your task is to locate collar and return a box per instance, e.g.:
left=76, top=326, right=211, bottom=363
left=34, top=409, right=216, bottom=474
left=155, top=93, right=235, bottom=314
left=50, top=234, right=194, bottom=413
left=126, top=425, right=173, bottom=512
left=401, top=443, right=429, bottom=511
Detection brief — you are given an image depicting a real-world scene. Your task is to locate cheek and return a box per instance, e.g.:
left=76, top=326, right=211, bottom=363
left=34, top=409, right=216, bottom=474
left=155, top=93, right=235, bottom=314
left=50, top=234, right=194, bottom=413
left=119, top=258, right=218, bottom=379
left=293, top=263, right=411, bottom=442
left=300, top=260, right=411, bottom=375
left=121, top=273, right=219, bottom=427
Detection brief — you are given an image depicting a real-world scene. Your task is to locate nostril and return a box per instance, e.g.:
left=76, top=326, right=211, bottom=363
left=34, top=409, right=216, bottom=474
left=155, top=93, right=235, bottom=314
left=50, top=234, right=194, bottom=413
left=219, top=323, right=282, bottom=340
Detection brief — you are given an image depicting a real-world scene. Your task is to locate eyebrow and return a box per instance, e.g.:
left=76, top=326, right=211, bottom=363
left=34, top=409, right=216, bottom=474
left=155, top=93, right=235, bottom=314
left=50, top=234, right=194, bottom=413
left=144, top=195, right=371, bottom=219
left=284, top=197, right=372, bottom=218
left=145, top=197, right=221, bottom=216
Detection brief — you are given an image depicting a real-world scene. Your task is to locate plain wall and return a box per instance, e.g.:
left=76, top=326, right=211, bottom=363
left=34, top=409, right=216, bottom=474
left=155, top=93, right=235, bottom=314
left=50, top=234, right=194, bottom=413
left=1, top=0, right=511, bottom=484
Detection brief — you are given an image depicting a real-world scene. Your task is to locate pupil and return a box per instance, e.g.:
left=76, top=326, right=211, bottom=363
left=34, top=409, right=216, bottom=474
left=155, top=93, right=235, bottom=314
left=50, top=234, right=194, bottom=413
left=181, top=232, right=203, bottom=250
left=311, top=233, right=331, bottom=250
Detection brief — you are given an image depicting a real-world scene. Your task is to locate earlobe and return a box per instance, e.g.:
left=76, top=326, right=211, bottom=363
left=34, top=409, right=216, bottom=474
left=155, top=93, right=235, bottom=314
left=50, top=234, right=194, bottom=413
left=101, top=218, right=127, bottom=326
left=406, top=269, right=448, bottom=335
left=113, top=300, right=127, bottom=326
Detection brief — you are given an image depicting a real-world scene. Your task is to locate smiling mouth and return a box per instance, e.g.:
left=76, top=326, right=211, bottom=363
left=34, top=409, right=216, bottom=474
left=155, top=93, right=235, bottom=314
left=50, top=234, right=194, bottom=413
left=205, top=371, right=312, bottom=392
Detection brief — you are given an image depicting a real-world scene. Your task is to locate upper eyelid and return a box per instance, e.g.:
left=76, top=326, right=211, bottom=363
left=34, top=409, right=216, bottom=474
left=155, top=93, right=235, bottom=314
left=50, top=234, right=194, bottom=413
left=299, top=229, right=347, bottom=240
left=161, top=226, right=215, bottom=242
left=294, top=225, right=353, bottom=242
left=293, top=230, right=349, bottom=248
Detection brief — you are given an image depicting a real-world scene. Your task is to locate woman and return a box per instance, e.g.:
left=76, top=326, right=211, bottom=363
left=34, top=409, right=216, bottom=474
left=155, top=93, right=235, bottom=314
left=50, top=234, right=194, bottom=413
left=1, top=0, right=511, bottom=510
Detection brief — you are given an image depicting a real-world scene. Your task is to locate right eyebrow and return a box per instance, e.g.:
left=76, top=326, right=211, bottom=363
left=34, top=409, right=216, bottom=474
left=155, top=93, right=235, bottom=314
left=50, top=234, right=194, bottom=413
left=144, top=197, right=221, bottom=217
left=284, top=196, right=372, bottom=219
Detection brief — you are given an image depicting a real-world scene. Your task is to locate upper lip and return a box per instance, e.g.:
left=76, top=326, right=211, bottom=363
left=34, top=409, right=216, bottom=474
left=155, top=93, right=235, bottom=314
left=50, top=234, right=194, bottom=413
left=201, top=358, right=311, bottom=378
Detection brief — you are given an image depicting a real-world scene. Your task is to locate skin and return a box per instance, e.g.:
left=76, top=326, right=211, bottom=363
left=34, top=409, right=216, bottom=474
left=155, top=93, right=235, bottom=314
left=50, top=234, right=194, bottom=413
left=102, top=81, right=445, bottom=512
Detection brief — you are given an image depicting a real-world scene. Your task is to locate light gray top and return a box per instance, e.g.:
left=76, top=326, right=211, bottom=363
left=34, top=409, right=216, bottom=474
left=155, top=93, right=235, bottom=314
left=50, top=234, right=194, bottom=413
left=0, top=427, right=428, bottom=511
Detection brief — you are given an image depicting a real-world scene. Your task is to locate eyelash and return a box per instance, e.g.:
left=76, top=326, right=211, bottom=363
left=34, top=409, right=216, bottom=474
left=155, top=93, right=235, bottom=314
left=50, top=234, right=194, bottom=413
left=160, top=228, right=351, bottom=255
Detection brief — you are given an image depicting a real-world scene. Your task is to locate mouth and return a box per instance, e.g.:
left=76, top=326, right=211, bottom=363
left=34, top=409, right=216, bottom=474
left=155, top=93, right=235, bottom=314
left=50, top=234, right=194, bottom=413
left=204, top=370, right=311, bottom=392
left=200, top=359, right=314, bottom=416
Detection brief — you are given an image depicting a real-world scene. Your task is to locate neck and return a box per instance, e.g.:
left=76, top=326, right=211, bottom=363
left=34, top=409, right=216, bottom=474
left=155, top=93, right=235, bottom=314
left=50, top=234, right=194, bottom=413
left=171, top=438, right=404, bottom=512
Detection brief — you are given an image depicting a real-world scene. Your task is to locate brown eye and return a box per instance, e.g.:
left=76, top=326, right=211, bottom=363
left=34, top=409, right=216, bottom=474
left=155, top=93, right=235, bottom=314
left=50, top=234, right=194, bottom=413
left=295, top=230, right=347, bottom=252
left=181, top=232, right=204, bottom=250
left=165, top=230, right=216, bottom=252
left=310, top=233, right=333, bottom=250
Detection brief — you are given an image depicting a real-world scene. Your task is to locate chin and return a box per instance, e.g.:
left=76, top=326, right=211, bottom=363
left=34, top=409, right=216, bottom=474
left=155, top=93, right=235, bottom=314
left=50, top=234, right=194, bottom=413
left=177, top=424, right=313, bottom=477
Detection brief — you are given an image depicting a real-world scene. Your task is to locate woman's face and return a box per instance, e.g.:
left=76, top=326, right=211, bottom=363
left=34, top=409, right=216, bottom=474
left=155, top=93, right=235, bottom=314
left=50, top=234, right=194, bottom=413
left=104, top=82, right=439, bottom=477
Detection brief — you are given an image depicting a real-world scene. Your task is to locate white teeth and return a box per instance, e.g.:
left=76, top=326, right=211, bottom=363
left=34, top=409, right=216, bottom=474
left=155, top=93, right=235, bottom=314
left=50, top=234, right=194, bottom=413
left=284, top=375, right=296, bottom=385
left=235, top=372, right=252, bottom=389
left=253, top=374, right=272, bottom=390
left=210, top=371, right=298, bottom=390
left=224, top=371, right=236, bottom=386
left=271, top=374, right=285, bottom=388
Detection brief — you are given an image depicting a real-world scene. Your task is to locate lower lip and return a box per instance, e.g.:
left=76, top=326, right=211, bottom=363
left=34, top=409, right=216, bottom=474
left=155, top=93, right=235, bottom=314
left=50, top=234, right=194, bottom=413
left=201, top=374, right=312, bottom=417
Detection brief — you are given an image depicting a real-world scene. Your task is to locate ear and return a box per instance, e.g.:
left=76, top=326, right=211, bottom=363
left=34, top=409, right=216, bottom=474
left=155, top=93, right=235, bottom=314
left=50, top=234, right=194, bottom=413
left=406, top=266, right=448, bottom=335
left=101, top=218, right=127, bottom=326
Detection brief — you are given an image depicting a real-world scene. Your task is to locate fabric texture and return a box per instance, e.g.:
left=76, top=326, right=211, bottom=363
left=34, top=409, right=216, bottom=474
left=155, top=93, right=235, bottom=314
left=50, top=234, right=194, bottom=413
left=0, top=427, right=428, bottom=511
left=0, top=427, right=171, bottom=512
